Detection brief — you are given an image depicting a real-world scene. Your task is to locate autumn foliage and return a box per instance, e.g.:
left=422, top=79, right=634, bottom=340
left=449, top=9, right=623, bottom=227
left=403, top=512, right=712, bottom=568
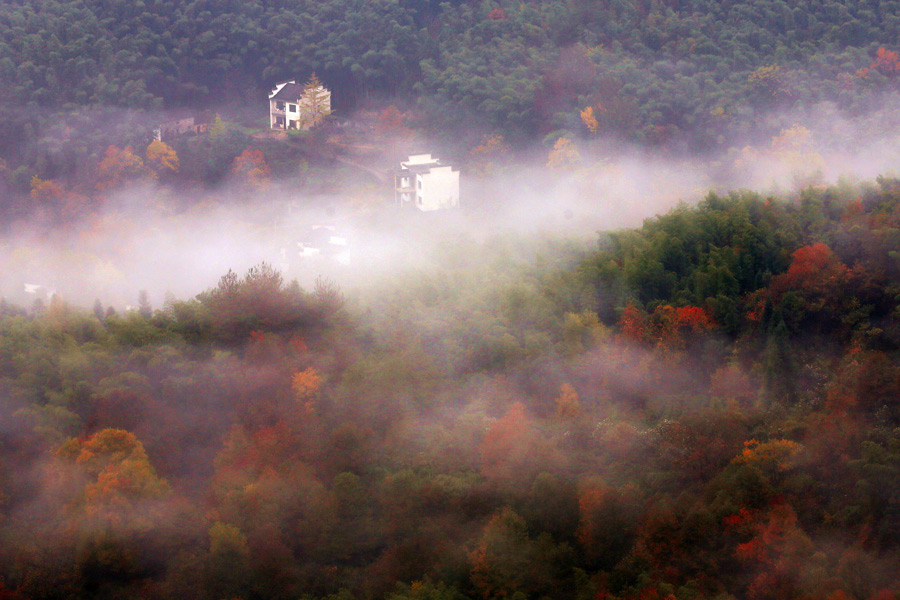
left=145, top=139, right=179, bottom=174
left=292, top=367, right=323, bottom=413
left=580, top=105, right=600, bottom=134
left=554, top=383, right=581, bottom=418
left=470, top=134, right=511, bottom=176
left=546, top=137, right=580, bottom=169
left=6, top=183, right=900, bottom=599
left=617, top=303, right=716, bottom=349
left=230, top=147, right=271, bottom=187
left=770, top=243, right=848, bottom=294
left=480, top=402, right=537, bottom=485
left=29, top=175, right=92, bottom=221
left=55, top=429, right=171, bottom=531
left=870, top=47, right=900, bottom=76
left=95, top=145, right=153, bottom=191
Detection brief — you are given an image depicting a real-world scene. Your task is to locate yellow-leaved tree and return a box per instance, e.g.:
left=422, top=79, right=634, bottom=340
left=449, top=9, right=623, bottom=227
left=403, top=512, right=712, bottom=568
left=470, top=134, right=511, bottom=177
left=57, top=429, right=170, bottom=504
left=145, top=139, right=179, bottom=175
left=546, top=137, right=581, bottom=169
left=299, top=74, right=332, bottom=129
left=769, top=124, right=824, bottom=187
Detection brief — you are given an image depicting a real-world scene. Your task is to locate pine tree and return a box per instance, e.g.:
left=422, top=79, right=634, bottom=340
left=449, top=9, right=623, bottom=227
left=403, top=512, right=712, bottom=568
left=299, top=74, right=332, bottom=129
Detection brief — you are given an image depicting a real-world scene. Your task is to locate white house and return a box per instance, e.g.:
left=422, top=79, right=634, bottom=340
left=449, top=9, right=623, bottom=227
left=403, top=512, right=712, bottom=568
left=268, top=76, right=332, bottom=130
left=394, top=154, right=460, bottom=211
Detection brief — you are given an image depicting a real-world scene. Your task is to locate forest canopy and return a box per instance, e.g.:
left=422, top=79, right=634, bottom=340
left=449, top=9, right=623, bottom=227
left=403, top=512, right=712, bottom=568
left=4, top=2, right=900, bottom=598
left=3, top=179, right=900, bottom=599
left=3, top=0, right=900, bottom=161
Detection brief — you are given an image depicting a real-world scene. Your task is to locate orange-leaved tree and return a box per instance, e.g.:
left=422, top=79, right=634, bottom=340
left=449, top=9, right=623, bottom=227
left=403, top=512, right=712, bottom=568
left=480, top=402, right=538, bottom=486
left=546, top=137, right=580, bottom=169
left=470, top=134, right=511, bottom=176
left=734, top=503, right=817, bottom=600
left=292, top=367, right=322, bottom=414
left=30, top=176, right=92, bottom=221
left=617, top=302, right=651, bottom=344
left=95, top=145, right=153, bottom=191
left=480, top=400, right=563, bottom=489
left=554, top=383, right=581, bottom=418
left=230, top=147, right=271, bottom=187
left=871, top=47, right=900, bottom=76
left=56, top=429, right=171, bottom=529
left=580, top=105, right=599, bottom=134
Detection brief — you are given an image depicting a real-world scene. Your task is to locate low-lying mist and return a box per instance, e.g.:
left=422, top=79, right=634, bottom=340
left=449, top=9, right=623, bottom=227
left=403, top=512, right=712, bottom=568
left=3, top=98, right=900, bottom=311
left=4, top=100, right=900, bottom=600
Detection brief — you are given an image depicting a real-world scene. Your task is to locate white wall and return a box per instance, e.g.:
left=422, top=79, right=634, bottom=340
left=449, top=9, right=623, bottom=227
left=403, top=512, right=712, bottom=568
left=269, top=81, right=293, bottom=129
left=418, top=166, right=460, bottom=211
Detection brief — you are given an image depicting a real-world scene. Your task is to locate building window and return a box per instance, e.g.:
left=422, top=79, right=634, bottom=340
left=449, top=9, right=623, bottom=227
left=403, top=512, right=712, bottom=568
left=289, top=104, right=297, bottom=112
left=417, top=178, right=422, bottom=189
left=276, top=101, right=285, bottom=110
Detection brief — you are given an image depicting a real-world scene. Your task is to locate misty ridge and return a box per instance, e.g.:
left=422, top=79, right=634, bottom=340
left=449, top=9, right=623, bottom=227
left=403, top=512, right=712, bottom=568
left=6, top=1, right=900, bottom=599
left=5, top=91, right=900, bottom=310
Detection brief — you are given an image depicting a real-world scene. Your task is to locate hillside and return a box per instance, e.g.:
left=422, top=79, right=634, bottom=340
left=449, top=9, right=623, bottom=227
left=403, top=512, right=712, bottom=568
left=3, top=1, right=900, bottom=598
left=2, top=180, right=900, bottom=599
left=3, top=0, right=900, bottom=187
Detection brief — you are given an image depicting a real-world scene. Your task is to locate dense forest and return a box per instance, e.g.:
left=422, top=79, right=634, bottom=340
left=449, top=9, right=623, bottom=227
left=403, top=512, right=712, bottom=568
left=4, top=0, right=900, bottom=197
left=5, top=0, right=900, bottom=599
left=3, top=180, right=900, bottom=598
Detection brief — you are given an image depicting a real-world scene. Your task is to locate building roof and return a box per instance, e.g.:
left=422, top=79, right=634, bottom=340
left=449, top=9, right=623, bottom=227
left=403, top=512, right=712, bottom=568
left=397, top=163, right=461, bottom=177
left=398, top=162, right=441, bottom=175
left=270, top=81, right=305, bottom=101
left=398, top=154, right=450, bottom=174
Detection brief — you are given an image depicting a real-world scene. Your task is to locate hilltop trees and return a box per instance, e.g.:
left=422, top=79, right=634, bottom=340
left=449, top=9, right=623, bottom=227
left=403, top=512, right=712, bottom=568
left=5, top=0, right=900, bottom=188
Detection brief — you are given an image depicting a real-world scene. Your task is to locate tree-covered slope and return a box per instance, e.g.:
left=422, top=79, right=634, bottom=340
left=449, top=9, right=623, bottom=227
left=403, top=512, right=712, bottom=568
left=4, top=179, right=900, bottom=599
left=3, top=0, right=900, bottom=153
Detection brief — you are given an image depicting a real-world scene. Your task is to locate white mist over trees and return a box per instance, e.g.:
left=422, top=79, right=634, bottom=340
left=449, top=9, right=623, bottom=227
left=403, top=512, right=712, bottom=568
left=4, top=1, right=900, bottom=599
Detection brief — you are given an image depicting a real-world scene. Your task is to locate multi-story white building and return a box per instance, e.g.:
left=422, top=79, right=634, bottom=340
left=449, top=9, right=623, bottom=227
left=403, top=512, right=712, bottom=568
left=268, top=77, right=332, bottom=131
left=394, top=154, right=460, bottom=211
